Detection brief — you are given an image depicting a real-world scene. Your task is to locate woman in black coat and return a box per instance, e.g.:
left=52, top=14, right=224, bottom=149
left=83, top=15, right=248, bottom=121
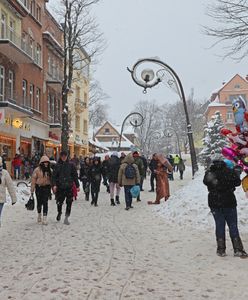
left=203, top=159, right=247, bottom=258
left=89, top=157, right=102, bottom=207
left=79, top=157, right=91, bottom=201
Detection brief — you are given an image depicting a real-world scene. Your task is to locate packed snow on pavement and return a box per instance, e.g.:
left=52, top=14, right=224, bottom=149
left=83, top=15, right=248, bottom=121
left=154, top=168, right=248, bottom=233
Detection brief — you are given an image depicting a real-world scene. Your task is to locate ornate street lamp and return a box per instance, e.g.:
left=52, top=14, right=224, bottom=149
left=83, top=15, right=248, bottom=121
left=127, top=57, right=198, bottom=178
left=118, top=112, right=144, bottom=152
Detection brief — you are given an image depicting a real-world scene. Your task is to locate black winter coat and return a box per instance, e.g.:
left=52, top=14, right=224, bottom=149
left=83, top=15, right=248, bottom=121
left=108, top=156, right=120, bottom=183
left=203, top=161, right=241, bottom=209
left=52, top=159, right=79, bottom=190
left=149, top=159, right=157, bottom=174
left=89, top=164, right=102, bottom=191
left=79, top=163, right=91, bottom=181
left=101, top=160, right=109, bottom=178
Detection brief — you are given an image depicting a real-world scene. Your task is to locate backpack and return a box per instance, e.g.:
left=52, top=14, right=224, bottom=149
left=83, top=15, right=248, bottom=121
left=125, top=164, right=136, bottom=179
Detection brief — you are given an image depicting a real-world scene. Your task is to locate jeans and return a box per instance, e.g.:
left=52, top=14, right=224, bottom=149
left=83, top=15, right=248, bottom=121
left=56, top=188, right=73, bottom=217
left=0, top=203, right=4, bottom=221
left=35, top=185, right=51, bottom=216
left=109, top=182, right=120, bottom=198
left=211, top=207, right=240, bottom=239
left=14, top=166, right=20, bottom=179
left=124, top=186, right=133, bottom=208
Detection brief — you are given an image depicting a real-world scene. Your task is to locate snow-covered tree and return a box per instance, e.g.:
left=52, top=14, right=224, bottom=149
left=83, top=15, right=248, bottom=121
left=199, top=111, right=227, bottom=164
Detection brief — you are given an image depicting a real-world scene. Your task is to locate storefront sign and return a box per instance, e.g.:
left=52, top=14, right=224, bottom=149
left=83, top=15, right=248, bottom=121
left=4, top=117, right=30, bottom=131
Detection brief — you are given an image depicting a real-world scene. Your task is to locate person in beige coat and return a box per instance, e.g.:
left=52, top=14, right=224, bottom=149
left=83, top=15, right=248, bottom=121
left=0, top=156, right=17, bottom=227
left=118, top=154, right=140, bottom=210
left=31, top=155, right=52, bottom=225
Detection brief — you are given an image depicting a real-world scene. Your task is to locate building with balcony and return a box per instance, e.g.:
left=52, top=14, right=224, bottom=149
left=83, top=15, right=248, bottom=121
left=68, top=48, right=90, bottom=157
left=205, top=74, right=248, bottom=131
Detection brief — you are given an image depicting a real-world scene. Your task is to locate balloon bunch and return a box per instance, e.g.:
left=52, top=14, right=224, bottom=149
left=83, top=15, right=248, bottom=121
left=221, top=97, right=248, bottom=196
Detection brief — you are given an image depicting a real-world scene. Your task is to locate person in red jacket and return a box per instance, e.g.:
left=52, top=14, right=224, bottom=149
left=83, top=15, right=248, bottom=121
left=12, top=154, right=22, bottom=179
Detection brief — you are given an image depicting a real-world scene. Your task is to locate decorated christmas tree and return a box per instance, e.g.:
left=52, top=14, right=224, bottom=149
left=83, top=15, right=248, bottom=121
left=199, top=111, right=227, bottom=165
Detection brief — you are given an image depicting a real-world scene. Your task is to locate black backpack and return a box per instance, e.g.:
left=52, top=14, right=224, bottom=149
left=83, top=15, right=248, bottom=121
left=125, top=164, right=136, bottom=179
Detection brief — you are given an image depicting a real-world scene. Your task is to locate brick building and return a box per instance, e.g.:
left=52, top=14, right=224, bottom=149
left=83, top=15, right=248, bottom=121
left=205, top=74, right=248, bottom=131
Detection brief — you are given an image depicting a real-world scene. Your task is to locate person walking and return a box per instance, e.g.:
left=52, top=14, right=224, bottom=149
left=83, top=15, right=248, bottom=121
left=89, top=157, right=102, bottom=207
left=31, top=155, right=52, bottom=225
left=79, top=157, right=91, bottom=201
left=149, top=154, right=157, bottom=192
left=178, top=158, right=185, bottom=180
left=108, top=152, right=121, bottom=206
left=203, top=159, right=248, bottom=258
left=167, top=155, right=174, bottom=181
left=102, top=155, right=110, bottom=193
left=52, top=151, right=80, bottom=225
left=140, top=155, right=148, bottom=191
left=0, top=156, right=17, bottom=227
left=148, top=154, right=173, bottom=205
left=118, top=153, right=140, bottom=210
left=133, top=151, right=145, bottom=202
left=12, top=154, right=22, bottom=179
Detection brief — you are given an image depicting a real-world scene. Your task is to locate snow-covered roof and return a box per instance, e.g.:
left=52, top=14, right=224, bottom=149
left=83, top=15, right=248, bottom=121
left=89, top=139, right=109, bottom=151
left=99, top=140, right=134, bottom=149
left=208, top=102, right=226, bottom=107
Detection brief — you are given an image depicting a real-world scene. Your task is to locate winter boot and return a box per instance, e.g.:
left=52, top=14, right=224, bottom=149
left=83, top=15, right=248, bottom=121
left=232, top=237, right=248, bottom=258
left=107, top=185, right=110, bottom=193
left=216, top=238, right=226, bottom=257
left=111, top=199, right=116, bottom=206
left=37, top=213, right=42, bottom=224
left=56, top=212, right=62, bottom=222
left=64, top=215, right=70, bottom=225
left=85, top=193, right=89, bottom=201
left=137, top=195, right=141, bottom=202
left=115, top=195, right=120, bottom=205
left=42, top=215, right=48, bottom=225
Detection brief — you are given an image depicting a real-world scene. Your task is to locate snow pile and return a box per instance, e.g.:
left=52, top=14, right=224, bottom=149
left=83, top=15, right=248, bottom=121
left=6, top=182, right=30, bottom=205
left=154, top=169, right=248, bottom=232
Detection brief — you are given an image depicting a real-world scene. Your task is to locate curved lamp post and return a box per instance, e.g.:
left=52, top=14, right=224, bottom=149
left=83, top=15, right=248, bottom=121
left=118, top=112, right=144, bottom=152
left=127, top=57, right=198, bottom=178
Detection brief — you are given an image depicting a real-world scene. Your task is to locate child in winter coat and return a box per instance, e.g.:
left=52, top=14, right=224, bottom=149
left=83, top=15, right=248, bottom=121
left=31, top=155, right=52, bottom=225
left=203, top=159, right=248, bottom=258
left=0, top=156, right=17, bottom=227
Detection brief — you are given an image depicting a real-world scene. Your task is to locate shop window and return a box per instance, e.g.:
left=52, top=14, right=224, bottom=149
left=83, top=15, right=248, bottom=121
left=0, top=66, right=5, bottom=101
left=8, top=70, right=14, bottom=100
left=22, top=79, right=27, bottom=107
left=1, top=12, right=6, bottom=39
left=75, top=115, right=80, bottom=131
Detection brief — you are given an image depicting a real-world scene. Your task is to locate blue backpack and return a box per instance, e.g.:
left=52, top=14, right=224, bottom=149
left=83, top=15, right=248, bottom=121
left=125, top=164, right=136, bottom=179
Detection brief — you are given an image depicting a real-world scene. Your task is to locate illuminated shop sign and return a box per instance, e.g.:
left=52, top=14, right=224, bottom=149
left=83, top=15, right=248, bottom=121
left=4, top=117, right=30, bottom=131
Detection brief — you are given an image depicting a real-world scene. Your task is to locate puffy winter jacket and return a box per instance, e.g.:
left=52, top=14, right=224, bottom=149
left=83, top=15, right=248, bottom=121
left=0, top=169, right=17, bottom=204
left=203, top=160, right=241, bottom=209
left=118, top=154, right=140, bottom=187
left=108, top=156, right=120, bottom=183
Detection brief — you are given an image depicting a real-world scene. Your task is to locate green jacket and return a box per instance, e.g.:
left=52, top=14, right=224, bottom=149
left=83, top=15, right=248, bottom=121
left=134, top=157, right=145, bottom=177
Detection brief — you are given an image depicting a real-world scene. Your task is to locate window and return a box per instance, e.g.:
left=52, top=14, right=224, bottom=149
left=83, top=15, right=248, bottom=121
left=9, top=19, right=15, bottom=42
left=48, top=55, right=51, bottom=75
left=36, top=5, right=41, bottom=22
left=21, top=32, right=27, bottom=53
left=35, top=44, right=41, bottom=65
left=227, top=111, right=233, bottom=121
left=29, top=37, right=34, bottom=58
left=229, top=94, right=247, bottom=104
left=48, top=94, right=55, bottom=121
left=0, top=66, right=5, bottom=101
left=22, top=80, right=27, bottom=106
left=35, top=87, right=40, bottom=111
left=104, top=128, right=110, bottom=134
left=51, top=58, right=55, bottom=78
left=20, top=0, right=30, bottom=9
left=234, top=84, right=241, bottom=89
left=1, top=12, right=6, bottom=39
left=75, top=115, right=80, bottom=131
left=31, top=0, right=36, bottom=16
left=83, top=120, right=88, bottom=133
left=30, top=84, right=34, bottom=108
left=9, top=71, right=14, bottom=100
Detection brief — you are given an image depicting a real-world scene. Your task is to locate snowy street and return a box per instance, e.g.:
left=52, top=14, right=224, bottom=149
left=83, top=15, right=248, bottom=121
left=1, top=169, right=248, bottom=300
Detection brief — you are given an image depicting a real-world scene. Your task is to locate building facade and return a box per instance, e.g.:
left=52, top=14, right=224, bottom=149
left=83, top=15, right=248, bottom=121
left=205, top=74, right=248, bottom=131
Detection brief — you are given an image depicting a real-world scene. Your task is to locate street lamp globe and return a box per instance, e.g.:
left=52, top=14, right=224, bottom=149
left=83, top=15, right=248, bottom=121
left=141, top=69, right=155, bottom=83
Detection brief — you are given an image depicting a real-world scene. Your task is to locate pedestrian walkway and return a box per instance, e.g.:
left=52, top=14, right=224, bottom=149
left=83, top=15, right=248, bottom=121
left=1, top=170, right=248, bottom=299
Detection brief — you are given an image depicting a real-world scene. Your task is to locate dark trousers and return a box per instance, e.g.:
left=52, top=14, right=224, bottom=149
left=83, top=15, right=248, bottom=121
left=91, top=182, right=100, bottom=205
left=56, top=188, right=73, bottom=217
left=179, top=170, right=183, bottom=180
left=140, top=176, right=144, bottom=190
left=124, top=186, right=133, bottom=208
left=211, top=208, right=240, bottom=240
left=82, top=179, right=90, bottom=198
left=35, top=185, right=51, bottom=216
left=150, top=173, right=156, bottom=191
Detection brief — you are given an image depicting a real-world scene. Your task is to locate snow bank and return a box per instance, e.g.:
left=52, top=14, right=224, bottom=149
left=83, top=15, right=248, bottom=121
left=154, top=168, right=248, bottom=232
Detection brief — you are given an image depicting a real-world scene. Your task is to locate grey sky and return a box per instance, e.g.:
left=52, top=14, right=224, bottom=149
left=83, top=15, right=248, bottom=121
left=48, top=0, right=248, bottom=123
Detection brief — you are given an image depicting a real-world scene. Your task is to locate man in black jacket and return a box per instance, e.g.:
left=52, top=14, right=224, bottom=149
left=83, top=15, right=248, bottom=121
left=52, top=151, right=80, bottom=225
left=149, top=154, right=157, bottom=192
left=203, top=159, right=247, bottom=258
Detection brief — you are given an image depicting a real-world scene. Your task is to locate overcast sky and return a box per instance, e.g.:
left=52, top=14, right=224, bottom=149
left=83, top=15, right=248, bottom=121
left=49, top=0, right=248, bottom=124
